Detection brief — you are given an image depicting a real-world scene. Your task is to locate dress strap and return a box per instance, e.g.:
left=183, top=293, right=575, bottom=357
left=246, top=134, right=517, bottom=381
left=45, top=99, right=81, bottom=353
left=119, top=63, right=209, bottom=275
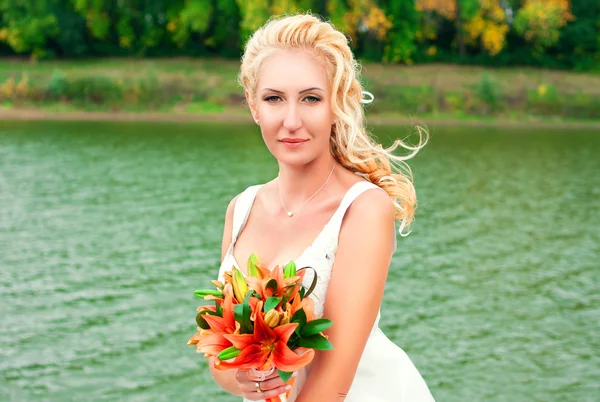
left=323, top=181, right=397, bottom=252
left=328, top=181, right=381, bottom=234
left=231, top=185, right=262, bottom=245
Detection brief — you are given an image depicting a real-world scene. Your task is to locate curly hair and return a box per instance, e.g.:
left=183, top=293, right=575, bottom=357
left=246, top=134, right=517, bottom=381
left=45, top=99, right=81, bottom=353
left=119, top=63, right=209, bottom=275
left=239, top=13, right=428, bottom=236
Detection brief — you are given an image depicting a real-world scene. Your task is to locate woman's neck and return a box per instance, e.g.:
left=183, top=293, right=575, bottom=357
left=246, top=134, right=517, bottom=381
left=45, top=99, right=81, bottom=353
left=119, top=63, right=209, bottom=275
left=276, top=156, right=338, bottom=207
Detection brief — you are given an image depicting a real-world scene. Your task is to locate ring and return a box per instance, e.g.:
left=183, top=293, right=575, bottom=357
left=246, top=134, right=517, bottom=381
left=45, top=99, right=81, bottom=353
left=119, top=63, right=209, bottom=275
left=255, top=382, right=262, bottom=393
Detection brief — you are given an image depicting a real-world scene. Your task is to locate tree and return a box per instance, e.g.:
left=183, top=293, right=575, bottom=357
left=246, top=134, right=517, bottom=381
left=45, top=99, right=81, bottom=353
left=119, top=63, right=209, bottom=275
left=0, top=0, right=59, bottom=58
left=464, top=0, right=509, bottom=55
left=166, top=0, right=213, bottom=48
left=514, top=0, right=574, bottom=53
left=236, top=0, right=271, bottom=42
left=416, top=0, right=480, bottom=56
left=382, top=0, right=420, bottom=63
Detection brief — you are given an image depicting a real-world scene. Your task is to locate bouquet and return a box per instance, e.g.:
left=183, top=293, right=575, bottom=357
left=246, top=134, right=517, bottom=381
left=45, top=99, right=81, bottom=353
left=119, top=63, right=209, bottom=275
left=188, top=253, right=333, bottom=402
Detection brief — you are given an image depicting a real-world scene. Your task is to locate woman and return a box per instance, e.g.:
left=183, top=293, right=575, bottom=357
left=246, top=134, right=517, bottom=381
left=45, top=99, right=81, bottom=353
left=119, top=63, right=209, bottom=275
left=209, top=13, right=434, bottom=402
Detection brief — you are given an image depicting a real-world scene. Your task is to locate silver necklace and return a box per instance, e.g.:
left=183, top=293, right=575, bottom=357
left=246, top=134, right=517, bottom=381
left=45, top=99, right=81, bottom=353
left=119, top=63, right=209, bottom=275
left=278, top=163, right=336, bottom=217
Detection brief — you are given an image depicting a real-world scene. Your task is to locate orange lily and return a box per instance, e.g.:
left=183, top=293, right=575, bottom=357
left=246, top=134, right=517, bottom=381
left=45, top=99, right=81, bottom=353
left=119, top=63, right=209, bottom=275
left=214, top=301, right=315, bottom=372
left=188, top=284, right=237, bottom=356
left=287, top=293, right=316, bottom=321
left=246, top=266, right=307, bottom=301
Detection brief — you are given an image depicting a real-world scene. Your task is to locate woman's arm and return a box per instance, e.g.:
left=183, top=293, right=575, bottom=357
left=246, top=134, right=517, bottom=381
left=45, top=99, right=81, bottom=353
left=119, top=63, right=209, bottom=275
left=208, top=195, right=243, bottom=396
left=295, top=188, right=396, bottom=402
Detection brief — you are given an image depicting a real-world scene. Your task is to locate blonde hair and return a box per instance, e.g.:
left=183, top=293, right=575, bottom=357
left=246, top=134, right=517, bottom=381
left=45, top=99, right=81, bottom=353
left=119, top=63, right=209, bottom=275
left=239, top=13, right=428, bottom=236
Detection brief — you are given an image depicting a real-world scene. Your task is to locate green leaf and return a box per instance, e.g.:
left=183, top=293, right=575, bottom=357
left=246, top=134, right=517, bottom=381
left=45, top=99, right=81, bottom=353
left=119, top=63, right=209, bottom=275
left=297, top=334, right=334, bottom=350
left=297, top=266, right=317, bottom=298
left=195, top=312, right=210, bottom=329
left=278, top=369, right=293, bottom=383
left=264, top=296, right=282, bottom=313
left=195, top=309, right=220, bottom=328
left=291, top=308, right=307, bottom=335
left=284, top=261, right=296, bottom=279
left=234, top=292, right=254, bottom=334
left=300, top=318, right=333, bottom=337
left=265, top=279, right=278, bottom=294
left=194, top=289, right=224, bottom=299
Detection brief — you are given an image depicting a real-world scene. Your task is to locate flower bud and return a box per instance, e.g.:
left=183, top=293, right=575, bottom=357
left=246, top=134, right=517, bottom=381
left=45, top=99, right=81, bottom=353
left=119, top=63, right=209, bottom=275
left=264, top=310, right=281, bottom=328
left=279, top=310, right=291, bottom=325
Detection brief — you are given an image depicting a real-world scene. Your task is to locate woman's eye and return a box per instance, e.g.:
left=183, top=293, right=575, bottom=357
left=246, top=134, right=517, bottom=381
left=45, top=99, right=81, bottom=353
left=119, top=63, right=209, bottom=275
left=264, top=96, right=281, bottom=103
left=304, top=95, right=321, bottom=103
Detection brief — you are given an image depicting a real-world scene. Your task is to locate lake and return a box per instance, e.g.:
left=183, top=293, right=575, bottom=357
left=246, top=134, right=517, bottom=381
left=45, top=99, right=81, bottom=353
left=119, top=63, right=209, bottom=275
left=1, top=120, right=598, bottom=401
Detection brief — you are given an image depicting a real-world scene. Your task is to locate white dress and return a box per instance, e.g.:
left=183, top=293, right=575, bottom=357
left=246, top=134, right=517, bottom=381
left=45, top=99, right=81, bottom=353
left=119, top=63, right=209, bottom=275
left=218, top=181, right=436, bottom=402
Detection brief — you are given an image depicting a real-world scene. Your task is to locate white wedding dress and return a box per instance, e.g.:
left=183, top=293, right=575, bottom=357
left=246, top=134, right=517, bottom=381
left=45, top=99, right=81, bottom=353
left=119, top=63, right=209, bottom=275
left=218, top=181, right=436, bottom=402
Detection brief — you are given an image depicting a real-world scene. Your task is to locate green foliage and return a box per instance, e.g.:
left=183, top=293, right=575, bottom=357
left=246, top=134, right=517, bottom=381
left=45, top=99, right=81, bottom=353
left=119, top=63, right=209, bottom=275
left=0, top=0, right=596, bottom=69
left=236, top=0, right=271, bottom=42
left=383, top=0, right=420, bottom=64
left=474, top=73, right=502, bottom=113
left=0, top=0, right=59, bottom=58
left=47, top=70, right=67, bottom=98
left=4, top=59, right=599, bottom=120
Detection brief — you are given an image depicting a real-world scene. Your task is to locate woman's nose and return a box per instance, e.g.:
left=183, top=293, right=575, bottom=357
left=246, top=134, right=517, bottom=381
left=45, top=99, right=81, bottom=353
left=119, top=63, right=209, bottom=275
left=282, top=104, right=302, bottom=131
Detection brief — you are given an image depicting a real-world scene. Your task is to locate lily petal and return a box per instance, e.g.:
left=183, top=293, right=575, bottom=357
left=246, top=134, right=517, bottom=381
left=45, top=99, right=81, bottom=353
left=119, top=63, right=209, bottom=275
left=273, top=341, right=315, bottom=372
left=223, top=333, right=254, bottom=350
left=214, top=344, right=267, bottom=371
left=302, top=297, right=316, bottom=321
left=253, top=302, right=276, bottom=343
left=245, top=276, right=264, bottom=299
left=222, top=289, right=235, bottom=329
left=203, top=314, right=231, bottom=333
left=273, top=323, right=299, bottom=344
left=195, top=332, right=232, bottom=356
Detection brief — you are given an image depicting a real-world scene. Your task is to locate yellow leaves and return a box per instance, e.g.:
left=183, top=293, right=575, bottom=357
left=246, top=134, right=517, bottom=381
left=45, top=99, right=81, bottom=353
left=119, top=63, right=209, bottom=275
left=167, top=19, right=178, bottom=33
left=119, top=36, right=132, bottom=49
left=426, top=46, right=437, bottom=56
left=514, top=0, right=574, bottom=50
left=326, top=1, right=392, bottom=42
left=464, top=0, right=508, bottom=56
left=363, top=7, right=392, bottom=40
left=271, top=0, right=299, bottom=15
left=0, top=74, right=28, bottom=103
left=415, top=0, right=457, bottom=21
left=0, top=77, right=15, bottom=101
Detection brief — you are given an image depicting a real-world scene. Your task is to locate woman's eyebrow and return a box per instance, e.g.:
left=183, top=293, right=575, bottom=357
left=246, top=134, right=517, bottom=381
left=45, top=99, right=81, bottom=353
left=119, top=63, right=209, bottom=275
left=260, top=87, right=325, bottom=94
left=299, top=87, right=324, bottom=93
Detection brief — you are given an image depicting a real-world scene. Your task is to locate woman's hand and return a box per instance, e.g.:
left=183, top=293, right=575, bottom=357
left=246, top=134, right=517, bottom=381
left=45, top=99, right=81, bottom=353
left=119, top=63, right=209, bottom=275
left=235, top=369, right=291, bottom=401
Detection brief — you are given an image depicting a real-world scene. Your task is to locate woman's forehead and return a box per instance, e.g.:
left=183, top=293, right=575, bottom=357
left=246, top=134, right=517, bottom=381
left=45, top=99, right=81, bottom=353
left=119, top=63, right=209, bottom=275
left=257, top=49, right=330, bottom=91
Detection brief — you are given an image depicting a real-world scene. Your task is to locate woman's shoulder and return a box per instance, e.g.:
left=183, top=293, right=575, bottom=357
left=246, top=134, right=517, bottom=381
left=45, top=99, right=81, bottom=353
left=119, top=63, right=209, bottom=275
left=341, top=180, right=395, bottom=231
left=224, top=181, right=272, bottom=217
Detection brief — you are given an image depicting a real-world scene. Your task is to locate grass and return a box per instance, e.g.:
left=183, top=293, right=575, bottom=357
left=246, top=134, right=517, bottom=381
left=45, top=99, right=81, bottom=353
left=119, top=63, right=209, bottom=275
left=1, top=57, right=599, bottom=123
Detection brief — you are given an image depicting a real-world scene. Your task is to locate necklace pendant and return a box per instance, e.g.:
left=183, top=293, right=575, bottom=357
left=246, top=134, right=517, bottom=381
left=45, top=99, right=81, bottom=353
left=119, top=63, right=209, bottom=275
left=287, top=212, right=293, bottom=217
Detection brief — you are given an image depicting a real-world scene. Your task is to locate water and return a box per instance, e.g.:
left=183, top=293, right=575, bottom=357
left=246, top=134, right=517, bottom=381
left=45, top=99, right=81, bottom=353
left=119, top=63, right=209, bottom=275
left=1, top=120, right=598, bottom=401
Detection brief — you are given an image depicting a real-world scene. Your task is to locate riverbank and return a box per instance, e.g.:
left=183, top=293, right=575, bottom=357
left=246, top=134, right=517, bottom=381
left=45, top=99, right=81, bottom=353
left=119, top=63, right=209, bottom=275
left=3, top=106, right=599, bottom=129
left=1, top=58, right=599, bottom=125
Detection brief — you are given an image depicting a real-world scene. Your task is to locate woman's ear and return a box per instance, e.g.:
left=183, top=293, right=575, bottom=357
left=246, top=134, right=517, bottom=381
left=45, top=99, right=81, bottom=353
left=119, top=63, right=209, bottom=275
left=245, top=90, right=259, bottom=124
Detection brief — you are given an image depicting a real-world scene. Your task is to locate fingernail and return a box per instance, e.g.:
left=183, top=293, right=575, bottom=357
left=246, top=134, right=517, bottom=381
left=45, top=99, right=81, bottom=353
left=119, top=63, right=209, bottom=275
left=285, top=385, right=292, bottom=391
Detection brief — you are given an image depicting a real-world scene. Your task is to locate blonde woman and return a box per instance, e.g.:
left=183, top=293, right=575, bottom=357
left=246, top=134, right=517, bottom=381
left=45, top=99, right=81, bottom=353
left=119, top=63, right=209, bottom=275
left=210, top=13, right=434, bottom=402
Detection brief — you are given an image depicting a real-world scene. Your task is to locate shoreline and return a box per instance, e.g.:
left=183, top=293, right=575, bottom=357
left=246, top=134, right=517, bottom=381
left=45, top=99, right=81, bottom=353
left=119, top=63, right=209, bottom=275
left=1, top=107, right=599, bottom=129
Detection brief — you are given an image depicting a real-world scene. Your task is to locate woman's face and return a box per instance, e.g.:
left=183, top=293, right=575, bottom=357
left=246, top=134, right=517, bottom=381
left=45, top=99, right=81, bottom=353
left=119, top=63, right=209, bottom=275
left=248, top=49, right=335, bottom=166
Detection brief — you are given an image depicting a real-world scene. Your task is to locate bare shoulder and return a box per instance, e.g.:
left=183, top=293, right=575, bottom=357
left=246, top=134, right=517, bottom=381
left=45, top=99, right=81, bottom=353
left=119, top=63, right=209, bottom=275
left=344, top=185, right=395, bottom=228
left=225, top=192, right=242, bottom=217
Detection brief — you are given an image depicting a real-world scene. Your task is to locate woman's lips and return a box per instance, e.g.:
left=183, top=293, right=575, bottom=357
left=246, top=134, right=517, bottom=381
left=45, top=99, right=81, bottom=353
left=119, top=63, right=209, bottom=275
left=280, top=138, right=308, bottom=148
